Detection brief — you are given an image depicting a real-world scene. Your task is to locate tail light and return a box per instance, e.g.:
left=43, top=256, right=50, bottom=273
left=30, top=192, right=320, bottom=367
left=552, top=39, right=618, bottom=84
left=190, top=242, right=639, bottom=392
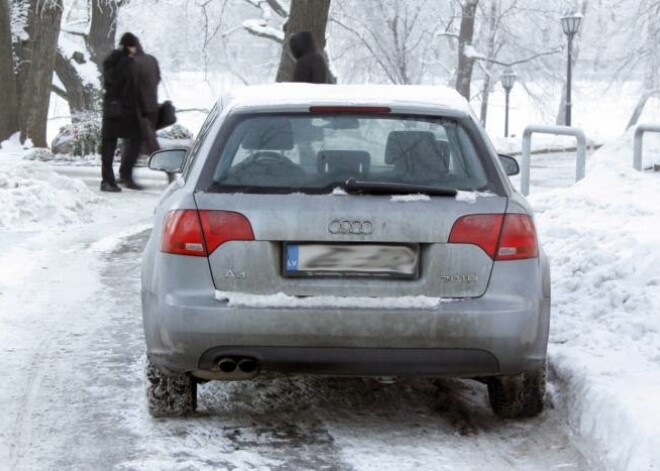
left=161, top=210, right=254, bottom=257
left=448, top=214, right=538, bottom=261
left=496, top=214, right=539, bottom=260
left=161, top=210, right=207, bottom=256
left=198, top=210, right=254, bottom=254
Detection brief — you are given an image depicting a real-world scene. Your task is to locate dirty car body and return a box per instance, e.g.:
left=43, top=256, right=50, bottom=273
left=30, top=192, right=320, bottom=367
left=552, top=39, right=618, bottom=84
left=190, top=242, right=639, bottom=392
left=141, top=84, right=551, bottom=417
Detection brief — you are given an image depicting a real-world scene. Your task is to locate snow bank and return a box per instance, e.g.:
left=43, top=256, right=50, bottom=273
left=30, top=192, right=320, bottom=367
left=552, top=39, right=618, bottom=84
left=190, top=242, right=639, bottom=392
left=0, top=153, right=100, bottom=230
left=532, top=129, right=660, bottom=470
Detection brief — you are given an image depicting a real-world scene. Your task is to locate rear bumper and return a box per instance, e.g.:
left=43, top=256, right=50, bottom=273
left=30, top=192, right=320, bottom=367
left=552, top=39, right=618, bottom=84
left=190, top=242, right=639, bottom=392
left=142, top=258, right=550, bottom=378
left=198, top=346, right=499, bottom=376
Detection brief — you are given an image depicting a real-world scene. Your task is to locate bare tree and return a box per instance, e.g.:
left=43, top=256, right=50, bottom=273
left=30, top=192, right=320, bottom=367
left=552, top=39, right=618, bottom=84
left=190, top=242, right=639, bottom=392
left=332, top=0, right=454, bottom=84
left=476, top=0, right=504, bottom=123
left=275, top=0, right=331, bottom=82
left=0, top=0, right=19, bottom=142
left=11, top=0, right=64, bottom=147
left=618, top=1, right=660, bottom=128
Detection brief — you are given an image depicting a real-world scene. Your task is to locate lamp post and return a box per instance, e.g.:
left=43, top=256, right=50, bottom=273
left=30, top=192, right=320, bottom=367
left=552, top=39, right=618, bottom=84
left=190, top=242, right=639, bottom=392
left=501, top=67, right=517, bottom=137
left=561, top=12, right=583, bottom=127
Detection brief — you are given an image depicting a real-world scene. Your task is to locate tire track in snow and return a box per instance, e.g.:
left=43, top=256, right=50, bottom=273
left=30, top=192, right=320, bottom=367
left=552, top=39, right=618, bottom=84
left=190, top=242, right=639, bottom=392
left=8, top=338, right=51, bottom=470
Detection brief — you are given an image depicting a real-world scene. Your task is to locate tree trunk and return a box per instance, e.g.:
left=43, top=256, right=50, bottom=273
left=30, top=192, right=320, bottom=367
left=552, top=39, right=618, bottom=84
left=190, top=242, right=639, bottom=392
left=55, top=50, right=98, bottom=117
left=0, top=0, right=19, bottom=142
left=479, top=75, right=493, bottom=125
left=87, top=0, right=120, bottom=71
left=20, top=0, right=63, bottom=147
left=479, top=0, right=500, bottom=125
left=275, top=0, right=332, bottom=83
left=455, top=0, right=479, bottom=100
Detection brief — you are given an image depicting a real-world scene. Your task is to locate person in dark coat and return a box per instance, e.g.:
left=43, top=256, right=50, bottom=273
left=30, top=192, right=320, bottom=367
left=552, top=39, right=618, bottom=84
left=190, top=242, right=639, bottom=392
left=289, top=31, right=329, bottom=84
left=288, top=31, right=329, bottom=167
left=99, top=34, right=140, bottom=192
left=118, top=34, right=161, bottom=189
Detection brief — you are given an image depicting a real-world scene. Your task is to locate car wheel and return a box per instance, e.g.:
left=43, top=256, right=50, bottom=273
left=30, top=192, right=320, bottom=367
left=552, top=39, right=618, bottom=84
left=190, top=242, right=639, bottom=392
left=146, top=359, right=197, bottom=417
left=487, top=362, right=546, bottom=419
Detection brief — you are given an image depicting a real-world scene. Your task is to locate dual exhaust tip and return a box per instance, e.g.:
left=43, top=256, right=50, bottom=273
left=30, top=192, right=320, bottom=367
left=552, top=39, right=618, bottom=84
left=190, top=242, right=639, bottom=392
left=218, top=357, right=258, bottom=374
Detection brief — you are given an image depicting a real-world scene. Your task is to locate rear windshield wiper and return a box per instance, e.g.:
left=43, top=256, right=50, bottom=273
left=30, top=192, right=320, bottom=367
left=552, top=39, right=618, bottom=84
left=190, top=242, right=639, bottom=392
left=344, top=178, right=458, bottom=197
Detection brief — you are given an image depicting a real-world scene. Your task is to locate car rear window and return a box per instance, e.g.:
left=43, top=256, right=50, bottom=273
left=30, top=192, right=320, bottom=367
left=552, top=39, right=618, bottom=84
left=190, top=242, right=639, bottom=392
left=207, top=114, right=489, bottom=194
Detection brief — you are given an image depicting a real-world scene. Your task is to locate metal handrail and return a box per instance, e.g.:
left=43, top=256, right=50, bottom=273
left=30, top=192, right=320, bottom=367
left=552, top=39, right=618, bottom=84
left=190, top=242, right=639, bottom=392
left=633, top=124, right=660, bottom=171
left=521, top=124, right=587, bottom=196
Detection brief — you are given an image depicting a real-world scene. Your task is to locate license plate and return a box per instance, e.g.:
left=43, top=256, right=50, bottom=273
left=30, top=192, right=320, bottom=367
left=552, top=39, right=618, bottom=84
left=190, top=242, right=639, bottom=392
left=284, top=243, right=419, bottom=279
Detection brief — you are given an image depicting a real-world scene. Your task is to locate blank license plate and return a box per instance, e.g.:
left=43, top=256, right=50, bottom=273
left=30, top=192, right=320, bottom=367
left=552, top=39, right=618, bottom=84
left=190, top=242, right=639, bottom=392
left=284, top=243, right=419, bottom=279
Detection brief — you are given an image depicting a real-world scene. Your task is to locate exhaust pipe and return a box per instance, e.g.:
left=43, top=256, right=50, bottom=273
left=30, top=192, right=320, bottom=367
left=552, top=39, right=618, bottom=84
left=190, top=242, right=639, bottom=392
left=196, top=356, right=260, bottom=380
left=218, top=358, right=237, bottom=373
left=237, top=358, right=257, bottom=373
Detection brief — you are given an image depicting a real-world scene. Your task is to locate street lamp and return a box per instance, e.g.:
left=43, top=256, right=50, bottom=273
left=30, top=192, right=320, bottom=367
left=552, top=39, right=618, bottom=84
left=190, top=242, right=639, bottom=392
left=561, top=12, right=583, bottom=126
left=501, top=67, right=517, bottom=137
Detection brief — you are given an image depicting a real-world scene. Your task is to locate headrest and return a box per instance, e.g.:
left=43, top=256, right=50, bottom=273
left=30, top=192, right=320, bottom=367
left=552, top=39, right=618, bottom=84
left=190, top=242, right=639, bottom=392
left=317, top=150, right=370, bottom=177
left=241, top=118, right=294, bottom=150
left=385, top=131, right=437, bottom=164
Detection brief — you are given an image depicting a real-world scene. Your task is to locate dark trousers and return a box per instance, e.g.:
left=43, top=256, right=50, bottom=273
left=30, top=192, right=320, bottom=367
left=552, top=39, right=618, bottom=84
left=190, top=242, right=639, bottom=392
left=118, top=136, right=141, bottom=182
left=119, top=112, right=159, bottom=182
left=101, top=137, right=119, bottom=185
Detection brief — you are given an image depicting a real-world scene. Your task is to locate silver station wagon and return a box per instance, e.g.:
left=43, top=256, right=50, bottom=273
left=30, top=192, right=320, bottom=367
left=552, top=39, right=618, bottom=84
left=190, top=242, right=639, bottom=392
left=142, top=84, right=551, bottom=419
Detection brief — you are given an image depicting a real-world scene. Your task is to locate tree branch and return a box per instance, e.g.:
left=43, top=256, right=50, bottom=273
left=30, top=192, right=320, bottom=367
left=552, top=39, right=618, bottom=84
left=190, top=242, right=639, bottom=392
left=477, top=47, right=562, bottom=67
left=265, top=0, right=287, bottom=18
left=52, top=84, right=69, bottom=100
left=242, top=19, right=284, bottom=43
left=60, top=28, right=87, bottom=38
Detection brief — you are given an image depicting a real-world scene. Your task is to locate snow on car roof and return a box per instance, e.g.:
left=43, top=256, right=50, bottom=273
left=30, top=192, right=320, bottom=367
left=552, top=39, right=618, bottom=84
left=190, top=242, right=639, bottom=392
left=218, top=83, right=475, bottom=116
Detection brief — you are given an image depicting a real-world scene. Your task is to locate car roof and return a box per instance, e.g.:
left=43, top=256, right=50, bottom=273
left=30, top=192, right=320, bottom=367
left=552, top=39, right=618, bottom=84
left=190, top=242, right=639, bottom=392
left=218, top=84, right=476, bottom=118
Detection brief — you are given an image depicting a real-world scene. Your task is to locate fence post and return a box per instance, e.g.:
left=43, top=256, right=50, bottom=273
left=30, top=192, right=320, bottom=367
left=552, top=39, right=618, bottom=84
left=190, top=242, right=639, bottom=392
left=633, top=124, right=660, bottom=171
left=520, top=124, right=587, bottom=196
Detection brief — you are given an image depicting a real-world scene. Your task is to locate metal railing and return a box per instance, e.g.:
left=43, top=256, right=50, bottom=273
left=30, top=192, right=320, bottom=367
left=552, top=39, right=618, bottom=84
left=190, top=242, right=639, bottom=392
left=521, top=124, right=587, bottom=196
left=633, top=124, right=660, bottom=171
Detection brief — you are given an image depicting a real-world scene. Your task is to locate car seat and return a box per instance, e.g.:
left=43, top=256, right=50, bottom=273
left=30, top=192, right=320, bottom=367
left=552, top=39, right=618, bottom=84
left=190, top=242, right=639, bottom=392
left=385, top=131, right=449, bottom=181
left=317, top=150, right=371, bottom=181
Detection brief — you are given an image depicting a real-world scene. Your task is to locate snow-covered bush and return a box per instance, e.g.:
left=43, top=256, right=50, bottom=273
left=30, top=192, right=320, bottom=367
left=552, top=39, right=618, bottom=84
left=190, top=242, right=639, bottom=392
left=157, top=124, right=193, bottom=140
left=51, top=113, right=102, bottom=157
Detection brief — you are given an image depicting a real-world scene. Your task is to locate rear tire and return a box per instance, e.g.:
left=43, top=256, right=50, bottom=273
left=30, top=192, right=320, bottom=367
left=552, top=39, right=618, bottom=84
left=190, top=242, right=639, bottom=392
left=146, top=359, right=197, bottom=417
left=487, top=362, right=546, bottom=419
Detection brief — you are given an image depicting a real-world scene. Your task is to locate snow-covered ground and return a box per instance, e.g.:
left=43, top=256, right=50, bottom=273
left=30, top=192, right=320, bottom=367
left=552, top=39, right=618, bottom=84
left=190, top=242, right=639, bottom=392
left=0, top=137, right=593, bottom=470
left=1, top=126, right=659, bottom=470
left=529, top=130, right=660, bottom=470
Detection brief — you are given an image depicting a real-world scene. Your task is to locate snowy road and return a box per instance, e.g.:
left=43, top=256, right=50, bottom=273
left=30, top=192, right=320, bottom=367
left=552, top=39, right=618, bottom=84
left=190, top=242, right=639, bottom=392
left=0, top=161, right=597, bottom=470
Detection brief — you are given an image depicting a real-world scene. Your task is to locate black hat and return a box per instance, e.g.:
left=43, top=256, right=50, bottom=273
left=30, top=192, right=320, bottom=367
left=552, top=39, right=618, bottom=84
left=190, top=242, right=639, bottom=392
left=119, top=32, right=140, bottom=48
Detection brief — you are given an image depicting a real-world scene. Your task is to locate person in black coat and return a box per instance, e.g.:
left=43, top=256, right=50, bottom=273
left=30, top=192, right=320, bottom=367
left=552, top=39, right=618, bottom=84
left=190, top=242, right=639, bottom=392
left=288, top=31, right=329, bottom=167
left=99, top=33, right=140, bottom=192
left=289, top=31, right=329, bottom=84
left=118, top=34, right=161, bottom=190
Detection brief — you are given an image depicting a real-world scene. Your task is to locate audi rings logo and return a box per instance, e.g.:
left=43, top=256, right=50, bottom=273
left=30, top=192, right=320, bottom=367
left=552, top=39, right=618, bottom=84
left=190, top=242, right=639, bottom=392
left=328, top=219, right=374, bottom=235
